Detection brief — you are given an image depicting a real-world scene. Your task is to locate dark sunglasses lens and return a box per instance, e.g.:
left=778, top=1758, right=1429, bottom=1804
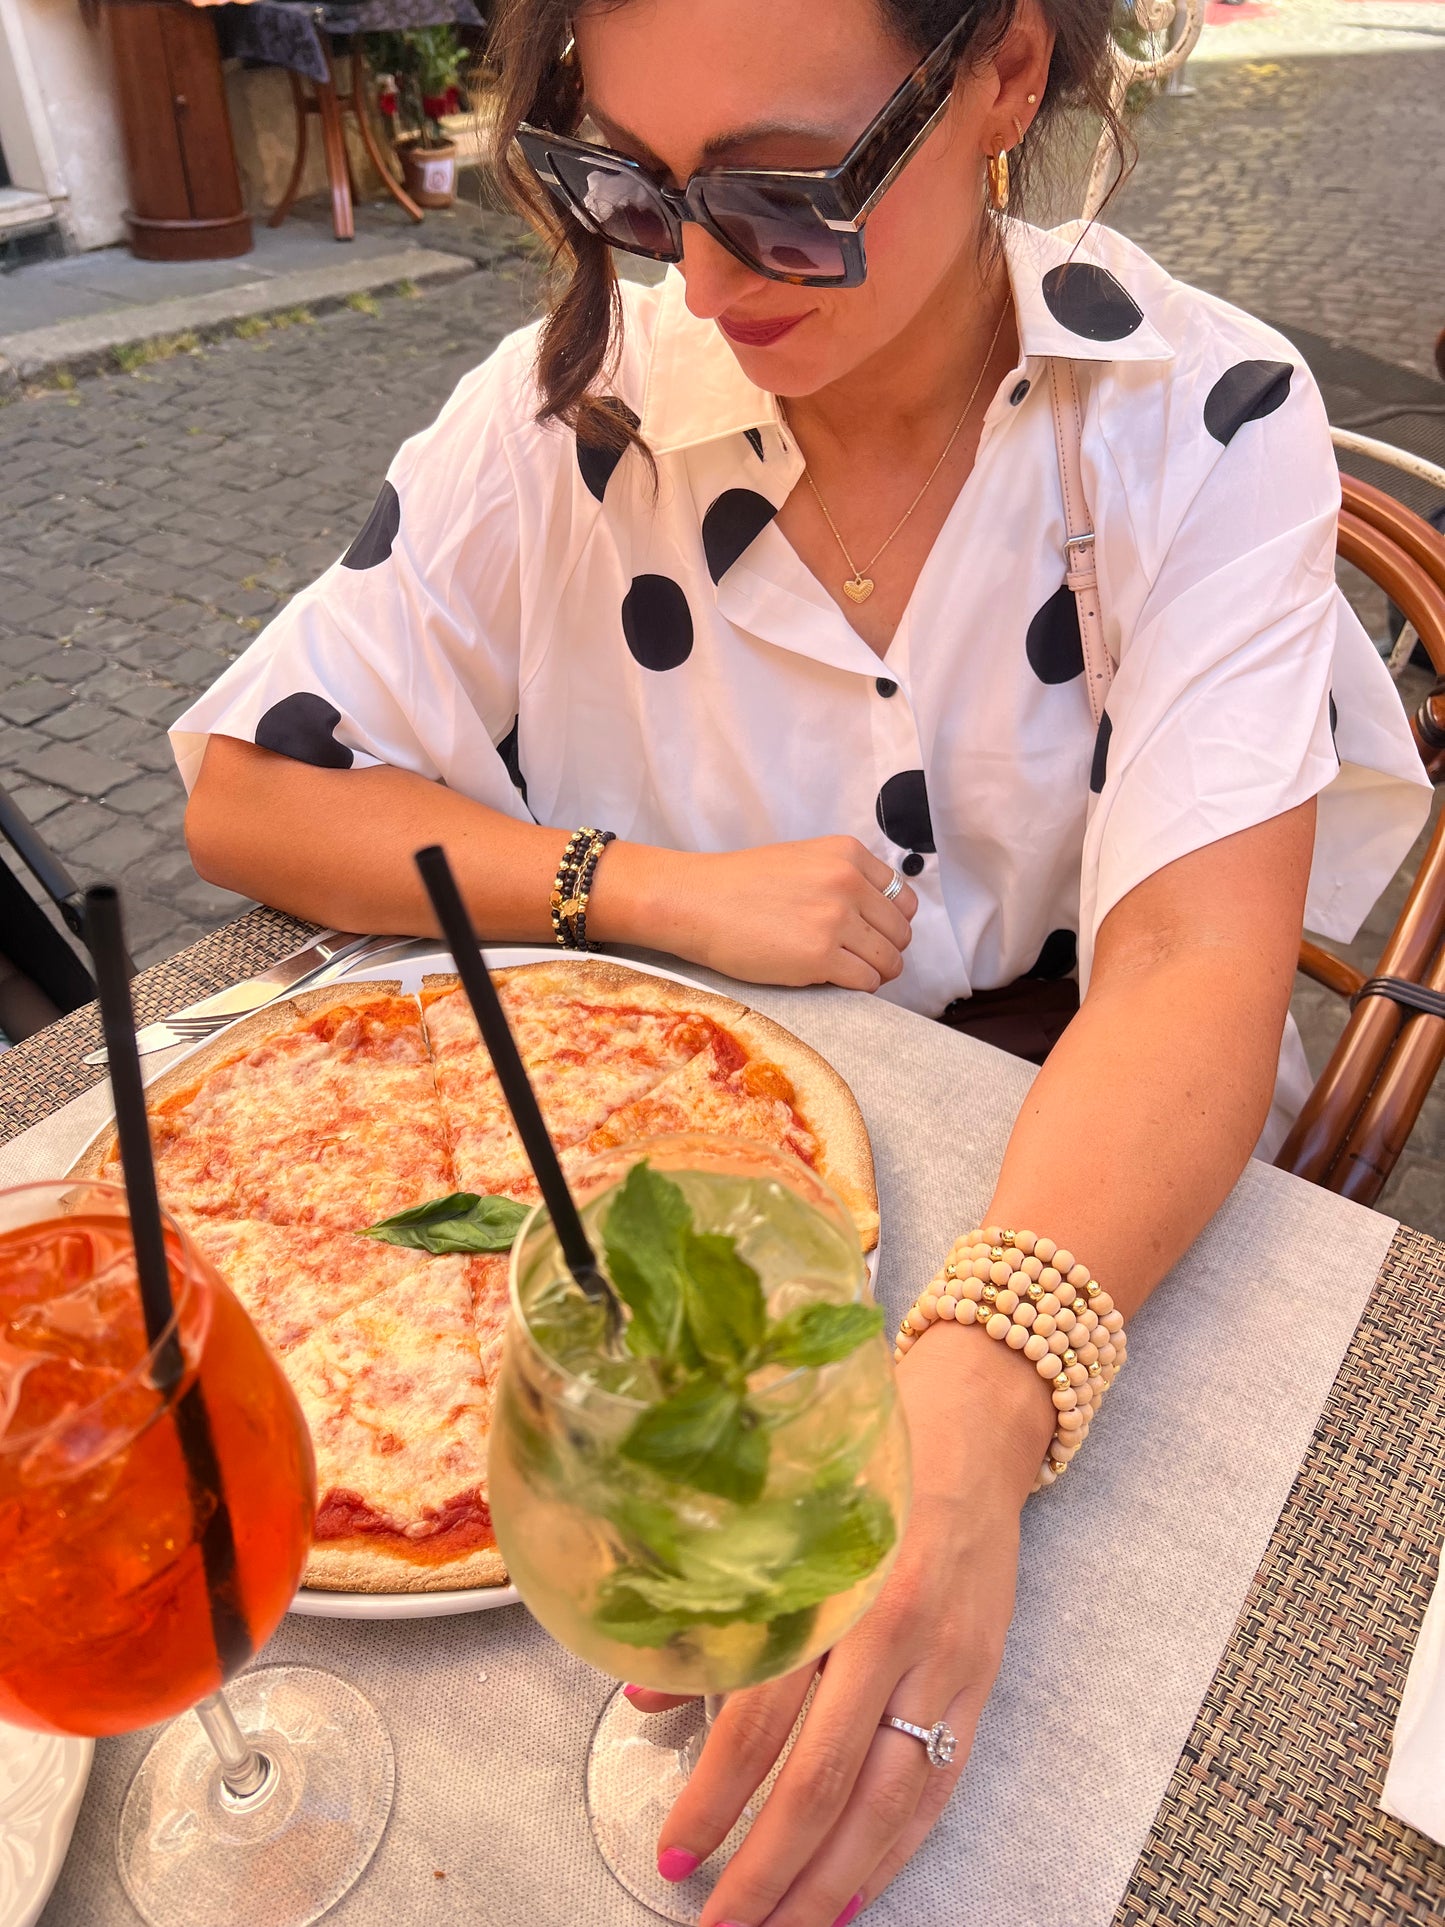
left=549, top=152, right=679, bottom=258
left=699, top=179, right=848, bottom=281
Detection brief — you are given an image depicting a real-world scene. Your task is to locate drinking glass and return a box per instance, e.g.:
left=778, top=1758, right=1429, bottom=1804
left=488, top=1135, right=911, bottom=1922
left=0, top=1180, right=394, bottom=1927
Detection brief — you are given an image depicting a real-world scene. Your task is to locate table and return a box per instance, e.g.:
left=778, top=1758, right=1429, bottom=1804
left=217, top=0, right=485, bottom=240
left=4, top=907, right=1444, bottom=1926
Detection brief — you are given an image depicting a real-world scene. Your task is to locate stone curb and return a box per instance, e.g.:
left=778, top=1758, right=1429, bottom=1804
left=0, top=246, right=476, bottom=390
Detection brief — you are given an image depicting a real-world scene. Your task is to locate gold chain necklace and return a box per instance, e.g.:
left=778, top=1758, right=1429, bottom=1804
left=789, top=297, right=1010, bottom=605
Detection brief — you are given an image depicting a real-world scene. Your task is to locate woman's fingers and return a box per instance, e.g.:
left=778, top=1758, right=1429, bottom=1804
left=762, top=1673, right=986, bottom=1927
left=622, top=1685, right=695, bottom=1715
left=691, top=1636, right=902, bottom=1927
left=656, top=1663, right=817, bottom=1876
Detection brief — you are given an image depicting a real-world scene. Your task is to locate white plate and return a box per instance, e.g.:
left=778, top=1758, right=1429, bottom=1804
left=288, top=1580, right=521, bottom=1619
left=0, top=1721, right=93, bottom=1927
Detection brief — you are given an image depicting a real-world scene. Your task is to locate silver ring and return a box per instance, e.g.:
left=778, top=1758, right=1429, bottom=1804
left=880, top=1716, right=956, bottom=1768
left=882, top=869, right=904, bottom=903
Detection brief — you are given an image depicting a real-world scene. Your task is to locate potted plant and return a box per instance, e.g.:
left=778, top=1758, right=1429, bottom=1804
left=369, top=27, right=466, bottom=209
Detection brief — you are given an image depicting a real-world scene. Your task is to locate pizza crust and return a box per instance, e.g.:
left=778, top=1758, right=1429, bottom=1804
left=303, top=1540, right=509, bottom=1594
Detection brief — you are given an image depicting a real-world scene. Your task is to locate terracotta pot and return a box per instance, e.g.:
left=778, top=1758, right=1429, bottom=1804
left=400, top=141, right=458, bottom=209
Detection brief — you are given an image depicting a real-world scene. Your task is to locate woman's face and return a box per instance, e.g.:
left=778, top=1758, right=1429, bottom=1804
left=573, top=0, right=1051, bottom=398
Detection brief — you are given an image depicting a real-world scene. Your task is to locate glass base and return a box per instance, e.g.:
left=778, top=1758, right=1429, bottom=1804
left=117, top=1666, right=395, bottom=1927
left=585, top=1686, right=805, bottom=1925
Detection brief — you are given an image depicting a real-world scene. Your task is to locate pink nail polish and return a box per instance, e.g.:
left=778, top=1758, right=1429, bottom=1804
left=657, top=1847, right=700, bottom=1882
left=832, top=1893, right=865, bottom=1927
left=622, top=1684, right=643, bottom=1700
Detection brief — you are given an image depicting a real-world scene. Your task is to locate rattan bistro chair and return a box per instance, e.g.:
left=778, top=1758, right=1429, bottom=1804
left=1275, top=464, right=1445, bottom=1203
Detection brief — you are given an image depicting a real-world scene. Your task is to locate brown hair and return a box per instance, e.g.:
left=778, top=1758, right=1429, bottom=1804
left=486, top=0, right=1128, bottom=464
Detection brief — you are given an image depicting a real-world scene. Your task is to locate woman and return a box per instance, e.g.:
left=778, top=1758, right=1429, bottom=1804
left=177, top=0, right=1427, bottom=1919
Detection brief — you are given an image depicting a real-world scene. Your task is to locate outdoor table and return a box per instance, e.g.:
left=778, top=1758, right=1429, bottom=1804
left=4, top=905, right=1443, bottom=1927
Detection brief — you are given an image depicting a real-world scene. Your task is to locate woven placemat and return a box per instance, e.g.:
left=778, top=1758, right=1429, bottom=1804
left=0, top=907, right=317, bottom=1144
left=1115, top=1221, right=1445, bottom=1925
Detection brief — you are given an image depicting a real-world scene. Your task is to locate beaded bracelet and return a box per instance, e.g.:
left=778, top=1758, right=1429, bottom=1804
left=566, top=829, right=615, bottom=951
left=550, top=826, right=613, bottom=948
left=894, top=1226, right=1127, bottom=1494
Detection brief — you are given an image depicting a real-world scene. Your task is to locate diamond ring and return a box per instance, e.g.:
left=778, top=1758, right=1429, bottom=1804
left=881, top=869, right=904, bottom=903
left=880, top=1715, right=956, bottom=1768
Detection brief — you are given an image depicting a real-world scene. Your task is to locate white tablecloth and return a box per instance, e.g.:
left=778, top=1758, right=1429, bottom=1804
left=8, top=959, right=1395, bottom=1927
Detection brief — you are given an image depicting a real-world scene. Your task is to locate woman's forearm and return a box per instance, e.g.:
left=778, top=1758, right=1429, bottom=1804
left=980, top=801, right=1316, bottom=1322
left=185, top=734, right=680, bottom=944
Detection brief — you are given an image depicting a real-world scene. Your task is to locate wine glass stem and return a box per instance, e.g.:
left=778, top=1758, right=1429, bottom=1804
left=194, top=1689, right=274, bottom=1800
left=703, top=1695, right=724, bottom=1732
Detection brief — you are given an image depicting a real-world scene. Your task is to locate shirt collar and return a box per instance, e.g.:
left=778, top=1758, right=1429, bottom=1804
left=638, top=218, right=1175, bottom=457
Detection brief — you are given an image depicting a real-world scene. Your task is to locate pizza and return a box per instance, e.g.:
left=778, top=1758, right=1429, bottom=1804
left=70, top=959, right=877, bottom=1595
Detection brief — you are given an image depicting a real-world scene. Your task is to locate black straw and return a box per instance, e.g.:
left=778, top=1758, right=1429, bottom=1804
left=83, top=883, right=251, bottom=1671
left=414, top=845, right=618, bottom=1315
left=84, top=884, right=183, bottom=1390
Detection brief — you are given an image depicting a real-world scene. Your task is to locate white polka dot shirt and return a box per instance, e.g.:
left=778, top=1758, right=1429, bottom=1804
left=171, top=219, right=1430, bottom=1150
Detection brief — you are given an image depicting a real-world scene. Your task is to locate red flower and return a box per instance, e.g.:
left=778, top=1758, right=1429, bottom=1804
left=378, top=89, right=397, bottom=117
left=422, top=93, right=449, bottom=119
left=445, top=85, right=461, bottom=113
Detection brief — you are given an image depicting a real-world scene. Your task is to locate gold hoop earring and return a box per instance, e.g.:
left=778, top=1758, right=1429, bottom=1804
left=987, top=146, right=1010, bottom=213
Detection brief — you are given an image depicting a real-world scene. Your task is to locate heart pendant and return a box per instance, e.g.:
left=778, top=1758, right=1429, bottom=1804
left=843, top=576, right=875, bottom=604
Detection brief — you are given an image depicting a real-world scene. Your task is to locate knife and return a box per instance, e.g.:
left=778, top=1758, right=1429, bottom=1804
left=82, top=929, right=380, bottom=1066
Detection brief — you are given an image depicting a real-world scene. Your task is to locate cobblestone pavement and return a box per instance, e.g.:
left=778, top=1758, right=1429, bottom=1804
left=1109, top=47, right=1445, bottom=378
left=0, top=265, right=536, bottom=969
left=3, top=39, right=1444, bottom=1230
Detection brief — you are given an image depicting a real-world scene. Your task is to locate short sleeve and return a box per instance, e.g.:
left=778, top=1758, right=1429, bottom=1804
left=1078, top=356, right=1430, bottom=990
left=169, top=328, right=540, bottom=825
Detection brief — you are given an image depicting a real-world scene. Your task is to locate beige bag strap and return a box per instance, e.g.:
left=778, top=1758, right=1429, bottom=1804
left=1048, top=358, right=1114, bottom=728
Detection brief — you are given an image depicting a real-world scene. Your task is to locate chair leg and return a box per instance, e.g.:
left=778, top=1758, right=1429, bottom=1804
left=314, top=58, right=355, bottom=241
left=348, top=42, right=425, bottom=223
left=268, top=70, right=311, bottom=229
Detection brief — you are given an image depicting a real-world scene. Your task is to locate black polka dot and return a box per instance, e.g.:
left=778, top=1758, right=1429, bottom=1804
left=1025, top=583, right=1083, bottom=684
left=498, top=716, right=527, bottom=804
left=1041, top=263, right=1143, bottom=342
left=1203, top=360, right=1293, bottom=446
left=1009, top=379, right=1031, bottom=406
left=744, top=427, right=765, bottom=461
left=875, top=770, right=935, bottom=853
left=875, top=677, right=898, bottom=699
left=622, top=575, right=694, bottom=671
left=901, top=852, right=925, bottom=877
left=1329, top=691, right=1340, bottom=763
left=341, top=481, right=400, bottom=569
left=702, top=489, right=777, bottom=584
left=255, top=693, right=354, bottom=769
left=576, top=398, right=641, bottom=502
left=1028, top=929, right=1077, bottom=980
left=1089, top=711, right=1112, bottom=794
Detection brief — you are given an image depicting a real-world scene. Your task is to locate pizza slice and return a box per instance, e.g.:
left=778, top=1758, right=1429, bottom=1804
left=184, top=1218, right=450, bottom=1357
left=88, top=986, right=456, bottom=1231
left=421, top=962, right=717, bottom=1197
left=284, top=1256, right=501, bottom=1593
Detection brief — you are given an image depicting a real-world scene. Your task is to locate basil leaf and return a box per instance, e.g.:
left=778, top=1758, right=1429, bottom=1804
left=620, top=1377, right=768, bottom=1504
left=761, top=1301, right=884, bottom=1369
left=361, top=1192, right=529, bottom=1254
left=682, top=1230, right=766, bottom=1371
left=603, top=1163, right=693, bottom=1361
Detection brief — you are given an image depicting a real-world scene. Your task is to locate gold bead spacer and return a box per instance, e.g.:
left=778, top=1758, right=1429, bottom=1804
left=1027, top=1281, right=1043, bottom=1301
left=1062, top=1349, right=1077, bottom=1366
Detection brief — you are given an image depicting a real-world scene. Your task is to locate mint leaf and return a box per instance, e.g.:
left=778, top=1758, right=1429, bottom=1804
left=603, top=1163, right=693, bottom=1361
left=620, top=1377, right=768, bottom=1504
left=682, top=1231, right=766, bottom=1371
left=761, top=1301, right=884, bottom=1369
left=767, top=1487, right=897, bottom=1615
left=361, top=1192, right=529, bottom=1254
left=591, top=1582, right=732, bottom=1649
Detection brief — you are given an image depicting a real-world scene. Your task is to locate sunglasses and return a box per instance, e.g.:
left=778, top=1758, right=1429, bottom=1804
left=515, top=9, right=979, bottom=288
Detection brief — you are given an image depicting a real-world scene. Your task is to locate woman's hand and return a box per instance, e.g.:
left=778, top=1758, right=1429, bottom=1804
left=608, top=837, right=918, bottom=993
left=625, top=1322, right=1056, bottom=1927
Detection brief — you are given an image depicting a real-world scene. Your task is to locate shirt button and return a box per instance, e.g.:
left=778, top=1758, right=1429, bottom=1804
left=1009, top=379, right=1031, bottom=406
left=901, top=853, right=925, bottom=877
left=875, top=677, right=898, bottom=698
